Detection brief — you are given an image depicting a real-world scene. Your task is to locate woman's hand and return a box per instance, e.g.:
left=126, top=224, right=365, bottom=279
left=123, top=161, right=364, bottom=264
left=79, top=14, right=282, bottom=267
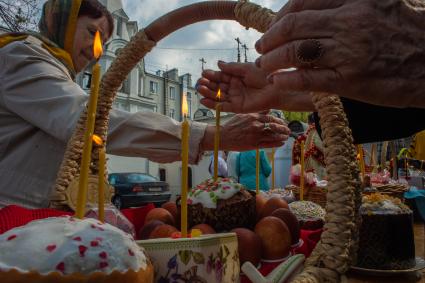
left=197, top=61, right=315, bottom=113
left=255, top=0, right=425, bottom=108
left=201, top=113, right=290, bottom=151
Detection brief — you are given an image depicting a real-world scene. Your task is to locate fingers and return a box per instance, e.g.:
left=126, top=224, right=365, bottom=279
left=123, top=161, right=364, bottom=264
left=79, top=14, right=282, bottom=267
left=256, top=38, right=338, bottom=71
left=201, top=69, right=232, bottom=85
left=217, top=61, right=249, bottom=77
left=256, top=10, right=336, bottom=54
left=269, top=68, right=341, bottom=93
left=271, top=0, right=346, bottom=26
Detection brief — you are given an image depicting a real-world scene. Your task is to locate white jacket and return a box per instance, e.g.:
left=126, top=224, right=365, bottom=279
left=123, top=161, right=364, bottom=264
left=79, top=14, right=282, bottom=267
left=0, top=37, right=206, bottom=208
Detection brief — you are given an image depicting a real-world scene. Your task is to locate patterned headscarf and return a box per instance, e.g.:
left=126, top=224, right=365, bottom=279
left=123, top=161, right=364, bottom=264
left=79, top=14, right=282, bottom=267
left=0, top=0, right=82, bottom=77
left=38, top=0, right=82, bottom=54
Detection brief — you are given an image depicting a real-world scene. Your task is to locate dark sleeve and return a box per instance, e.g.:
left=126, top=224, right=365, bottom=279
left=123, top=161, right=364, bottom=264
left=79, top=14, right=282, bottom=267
left=314, top=98, right=425, bottom=144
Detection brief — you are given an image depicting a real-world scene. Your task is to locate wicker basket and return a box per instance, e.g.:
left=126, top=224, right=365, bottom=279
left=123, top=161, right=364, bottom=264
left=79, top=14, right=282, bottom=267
left=51, top=1, right=362, bottom=282
left=287, top=185, right=327, bottom=208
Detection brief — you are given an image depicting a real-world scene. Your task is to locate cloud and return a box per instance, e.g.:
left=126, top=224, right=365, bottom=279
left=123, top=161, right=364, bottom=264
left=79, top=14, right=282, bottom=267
left=122, top=0, right=288, bottom=80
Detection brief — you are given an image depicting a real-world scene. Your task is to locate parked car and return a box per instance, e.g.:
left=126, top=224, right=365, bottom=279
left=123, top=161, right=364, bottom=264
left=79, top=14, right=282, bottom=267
left=109, top=172, right=171, bottom=209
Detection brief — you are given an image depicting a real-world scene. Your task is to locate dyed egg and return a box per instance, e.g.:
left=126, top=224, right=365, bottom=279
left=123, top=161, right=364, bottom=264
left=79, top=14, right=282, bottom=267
left=231, top=228, right=262, bottom=267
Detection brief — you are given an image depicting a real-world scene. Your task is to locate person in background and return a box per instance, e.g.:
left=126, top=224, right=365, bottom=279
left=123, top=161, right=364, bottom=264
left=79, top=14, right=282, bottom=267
left=236, top=149, right=271, bottom=191
left=304, top=114, right=326, bottom=180
left=208, top=151, right=228, bottom=178
left=226, top=151, right=240, bottom=181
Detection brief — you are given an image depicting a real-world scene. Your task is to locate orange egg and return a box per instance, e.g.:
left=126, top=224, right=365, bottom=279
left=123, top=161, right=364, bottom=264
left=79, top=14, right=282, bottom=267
left=231, top=228, right=262, bottom=267
left=161, top=202, right=178, bottom=223
left=260, top=197, right=289, bottom=219
left=145, top=208, right=175, bottom=226
left=138, top=220, right=164, bottom=240
left=149, top=224, right=179, bottom=239
left=271, top=208, right=300, bottom=245
left=254, top=216, right=292, bottom=260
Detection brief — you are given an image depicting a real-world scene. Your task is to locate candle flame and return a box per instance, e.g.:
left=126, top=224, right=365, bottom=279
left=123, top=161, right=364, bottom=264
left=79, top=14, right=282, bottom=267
left=92, top=134, right=103, bottom=146
left=216, top=88, right=221, bottom=100
left=93, top=30, right=103, bottom=59
left=182, top=93, right=188, bottom=118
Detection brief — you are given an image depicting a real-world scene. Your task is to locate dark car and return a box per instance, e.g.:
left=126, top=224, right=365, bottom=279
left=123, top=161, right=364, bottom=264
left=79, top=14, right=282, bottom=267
left=109, top=172, right=171, bottom=209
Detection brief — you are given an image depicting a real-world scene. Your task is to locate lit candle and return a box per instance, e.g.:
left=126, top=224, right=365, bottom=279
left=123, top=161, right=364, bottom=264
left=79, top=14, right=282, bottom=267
left=92, top=135, right=106, bottom=223
left=300, top=141, right=305, bottom=201
left=213, top=89, right=221, bottom=181
left=256, top=148, right=260, bottom=194
left=271, top=148, right=275, bottom=189
left=181, top=93, right=190, bottom=237
left=76, top=31, right=103, bottom=219
left=357, top=145, right=366, bottom=179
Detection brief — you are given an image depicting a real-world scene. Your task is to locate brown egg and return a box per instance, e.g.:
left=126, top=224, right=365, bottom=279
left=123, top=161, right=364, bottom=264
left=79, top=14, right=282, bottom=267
left=271, top=208, right=300, bottom=245
left=256, top=194, right=267, bottom=219
left=149, top=224, right=179, bottom=239
left=138, top=220, right=164, bottom=240
left=161, top=202, right=178, bottom=223
left=254, top=216, right=292, bottom=260
left=231, top=228, right=262, bottom=267
left=260, top=197, right=289, bottom=219
left=145, top=208, right=175, bottom=226
left=190, top=224, right=216, bottom=235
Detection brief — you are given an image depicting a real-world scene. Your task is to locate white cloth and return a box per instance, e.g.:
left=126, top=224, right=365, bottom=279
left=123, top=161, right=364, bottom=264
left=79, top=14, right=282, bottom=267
left=208, top=152, right=228, bottom=178
left=226, top=151, right=239, bottom=180
left=0, top=37, right=207, bottom=208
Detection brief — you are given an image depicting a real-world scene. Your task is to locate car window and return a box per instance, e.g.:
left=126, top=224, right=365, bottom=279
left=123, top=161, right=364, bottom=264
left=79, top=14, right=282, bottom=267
left=126, top=173, right=158, bottom=183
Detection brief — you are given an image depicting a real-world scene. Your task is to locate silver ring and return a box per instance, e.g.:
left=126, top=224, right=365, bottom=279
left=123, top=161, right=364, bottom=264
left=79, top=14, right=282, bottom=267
left=264, top=122, right=272, bottom=131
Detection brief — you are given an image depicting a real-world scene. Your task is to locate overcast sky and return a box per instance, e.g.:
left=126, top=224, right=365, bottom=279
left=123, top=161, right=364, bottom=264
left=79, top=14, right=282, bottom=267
left=122, top=0, right=288, bottom=80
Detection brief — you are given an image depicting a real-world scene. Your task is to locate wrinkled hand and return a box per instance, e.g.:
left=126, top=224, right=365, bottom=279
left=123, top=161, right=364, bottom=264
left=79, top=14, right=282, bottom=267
left=255, top=0, right=425, bottom=108
left=202, top=113, right=290, bottom=151
left=197, top=61, right=315, bottom=112
left=197, top=61, right=278, bottom=113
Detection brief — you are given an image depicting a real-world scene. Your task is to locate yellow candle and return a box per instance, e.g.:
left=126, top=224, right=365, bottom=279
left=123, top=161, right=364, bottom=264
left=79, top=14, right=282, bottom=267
left=181, top=94, right=190, bottom=237
left=357, top=144, right=366, bottom=179
left=256, top=148, right=260, bottom=194
left=271, top=148, right=275, bottom=189
left=76, top=31, right=102, bottom=219
left=300, top=141, right=305, bottom=201
left=93, top=135, right=106, bottom=223
left=76, top=31, right=103, bottom=219
left=213, top=89, right=221, bottom=181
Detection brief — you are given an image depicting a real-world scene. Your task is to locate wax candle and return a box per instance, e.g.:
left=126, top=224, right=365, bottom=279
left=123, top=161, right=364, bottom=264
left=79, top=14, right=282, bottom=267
left=256, top=148, right=260, bottom=194
left=92, top=135, right=106, bottom=222
left=300, top=141, right=305, bottom=201
left=181, top=94, right=190, bottom=237
left=213, top=89, right=221, bottom=181
left=76, top=31, right=103, bottom=219
left=357, top=145, right=366, bottom=179
left=271, top=148, right=275, bottom=189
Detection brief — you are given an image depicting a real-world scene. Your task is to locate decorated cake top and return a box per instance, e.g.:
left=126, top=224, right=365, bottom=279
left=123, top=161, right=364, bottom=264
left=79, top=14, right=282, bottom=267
left=361, top=193, right=411, bottom=215
left=289, top=201, right=326, bottom=221
left=188, top=177, right=245, bottom=209
left=0, top=216, right=148, bottom=275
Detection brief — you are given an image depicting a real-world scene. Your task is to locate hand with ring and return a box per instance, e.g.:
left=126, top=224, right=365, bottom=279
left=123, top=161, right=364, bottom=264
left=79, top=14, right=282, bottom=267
left=255, top=0, right=425, bottom=109
left=201, top=113, right=291, bottom=151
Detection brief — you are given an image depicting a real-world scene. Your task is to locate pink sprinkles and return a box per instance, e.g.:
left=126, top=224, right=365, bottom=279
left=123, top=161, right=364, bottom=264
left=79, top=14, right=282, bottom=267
left=56, top=262, right=65, bottom=272
left=78, top=245, right=88, bottom=257
left=46, top=244, right=56, bottom=252
left=90, top=240, right=99, bottom=247
left=73, top=236, right=82, bottom=241
left=7, top=235, right=17, bottom=241
left=99, top=262, right=109, bottom=269
left=99, top=251, right=108, bottom=259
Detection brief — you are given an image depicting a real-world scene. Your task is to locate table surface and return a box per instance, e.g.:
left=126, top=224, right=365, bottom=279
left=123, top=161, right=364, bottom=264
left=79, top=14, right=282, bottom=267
left=347, top=222, right=425, bottom=283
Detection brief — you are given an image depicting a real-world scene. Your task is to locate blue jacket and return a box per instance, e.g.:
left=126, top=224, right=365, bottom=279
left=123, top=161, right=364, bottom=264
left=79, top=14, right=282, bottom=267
left=236, top=150, right=271, bottom=191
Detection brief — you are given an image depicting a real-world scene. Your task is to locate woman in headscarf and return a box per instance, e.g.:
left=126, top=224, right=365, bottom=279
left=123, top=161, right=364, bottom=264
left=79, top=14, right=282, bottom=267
left=0, top=0, right=290, bottom=208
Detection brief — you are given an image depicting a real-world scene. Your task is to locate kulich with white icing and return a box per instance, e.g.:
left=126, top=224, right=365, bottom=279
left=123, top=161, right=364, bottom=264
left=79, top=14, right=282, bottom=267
left=0, top=216, right=148, bottom=275
left=188, top=177, right=244, bottom=209
left=361, top=193, right=411, bottom=215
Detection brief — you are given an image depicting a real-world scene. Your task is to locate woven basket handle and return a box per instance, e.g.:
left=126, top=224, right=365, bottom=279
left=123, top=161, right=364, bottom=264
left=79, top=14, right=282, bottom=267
left=53, top=2, right=361, bottom=282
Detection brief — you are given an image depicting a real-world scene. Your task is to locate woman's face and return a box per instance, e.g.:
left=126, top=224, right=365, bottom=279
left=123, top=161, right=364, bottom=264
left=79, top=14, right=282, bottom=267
left=72, top=15, right=110, bottom=73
